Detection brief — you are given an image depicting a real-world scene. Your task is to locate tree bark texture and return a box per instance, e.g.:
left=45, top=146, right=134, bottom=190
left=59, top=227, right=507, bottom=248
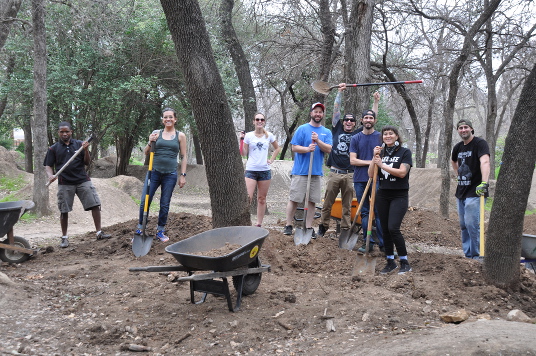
left=0, top=0, right=21, bottom=50
left=160, top=0, right=250, bottom=227
left=344, top=0, right=374, bottom=116
left=31, top=0, right=51, bottom=217
left=484, top=62, right=536, bottom=290
left=219, top=0, right=257, bottom=133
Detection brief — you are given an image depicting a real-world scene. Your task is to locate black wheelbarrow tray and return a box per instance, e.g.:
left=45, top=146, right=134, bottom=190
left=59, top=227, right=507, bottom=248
left=0, top=200, right=39, bottom=263
left=129, top=226, right=271, bottom=312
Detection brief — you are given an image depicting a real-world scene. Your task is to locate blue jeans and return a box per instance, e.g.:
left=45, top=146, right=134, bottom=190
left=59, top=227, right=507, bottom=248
left=354, top=181, right=384, bottom=246
left=138, top=170, right=177, bottom=231
left=456, top=197, right=483, bottom=258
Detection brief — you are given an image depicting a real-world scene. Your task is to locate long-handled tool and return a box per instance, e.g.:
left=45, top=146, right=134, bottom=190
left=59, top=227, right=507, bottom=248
left=352, top=163, right=379, bottom=276
left=480, top=195, right=485, bottom=257
left=311, top=80, right=423, bottom=95
left=45, top=136, right=94, bottom=187
left=132, top=142, right=155, bottom=257
left=294, top=151, right=315, bottom=245
left=339, top=177, right=372, bottom=250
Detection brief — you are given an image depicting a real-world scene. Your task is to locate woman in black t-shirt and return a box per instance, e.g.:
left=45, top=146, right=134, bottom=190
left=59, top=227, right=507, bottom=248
left=369, top=126, right=413, bottom=275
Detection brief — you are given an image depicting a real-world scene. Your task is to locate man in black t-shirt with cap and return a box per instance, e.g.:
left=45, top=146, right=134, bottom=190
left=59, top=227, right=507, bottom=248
left=451, top=119, right=490, bottom=259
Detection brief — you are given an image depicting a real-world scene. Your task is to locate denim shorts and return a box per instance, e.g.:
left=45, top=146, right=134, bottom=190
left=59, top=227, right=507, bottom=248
left=245, top=170, right=272, bottom=181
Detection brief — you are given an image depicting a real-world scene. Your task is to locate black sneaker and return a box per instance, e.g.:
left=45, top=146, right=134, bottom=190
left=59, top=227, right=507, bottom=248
left=283, top=225, right=293, bottom=235
left=358, top=242, right=374, bottom=254
left=317, top=224, right=327, bottom=237
left=380, top=259, right=398, bottom=274
left=310, top=228, right=317, bottom=239
left=398, top=259, right=412, bottom=274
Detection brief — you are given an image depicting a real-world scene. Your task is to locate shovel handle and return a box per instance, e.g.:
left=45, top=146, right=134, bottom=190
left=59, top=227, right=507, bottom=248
left=46, top=136, right=94, bottom=187
left=349, top=177, right=372, bottom=230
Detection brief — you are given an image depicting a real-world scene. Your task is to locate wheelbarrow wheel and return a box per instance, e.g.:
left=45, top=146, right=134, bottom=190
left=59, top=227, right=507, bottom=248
left=232, top=258, right=262, bottom=296
left=0, top=236, right=31, bottom=264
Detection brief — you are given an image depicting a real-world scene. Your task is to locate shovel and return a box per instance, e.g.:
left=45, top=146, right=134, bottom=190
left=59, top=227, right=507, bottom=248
left=132, top=142, right=155, bottom=257
left=352, top=165, right=379, bottom=276
left=294, top=151, right=315, bottom=245
left=339, top=177, right=372, bottom=250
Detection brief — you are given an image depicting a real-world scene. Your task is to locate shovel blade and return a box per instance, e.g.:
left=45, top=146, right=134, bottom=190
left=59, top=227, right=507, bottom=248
left=294, top=227, right=313, bottom=245
left=132, top=234, right=153, bottom=257
left=352, top=254, right=378, bottom=276
left=338, top=229, right=359, bottom=250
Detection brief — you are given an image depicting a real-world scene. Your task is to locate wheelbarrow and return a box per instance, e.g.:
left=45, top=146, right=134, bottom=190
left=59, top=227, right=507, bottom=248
left=129, top=226, right=270, bottom=312
left=329, top=198, right=363, bottom=236
left=521, top=234, right=536, bottom=272
left=0, top=200, right=38, bottom=263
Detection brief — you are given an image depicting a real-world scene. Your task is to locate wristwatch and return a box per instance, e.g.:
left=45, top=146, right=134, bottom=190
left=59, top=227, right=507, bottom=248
left=180, top=173, right=186, bottom=177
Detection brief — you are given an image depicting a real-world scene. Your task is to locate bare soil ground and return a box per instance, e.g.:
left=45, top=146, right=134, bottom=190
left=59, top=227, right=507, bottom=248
left=1, top=151, right=536, bottom=355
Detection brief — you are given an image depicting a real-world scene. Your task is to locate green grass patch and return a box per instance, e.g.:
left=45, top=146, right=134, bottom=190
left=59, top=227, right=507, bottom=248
left=0, top=175, right=27, bottom=191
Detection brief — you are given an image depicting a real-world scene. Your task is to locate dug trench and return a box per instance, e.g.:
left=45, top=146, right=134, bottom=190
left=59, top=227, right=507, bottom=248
left=2, top=209, right=536, bottom=355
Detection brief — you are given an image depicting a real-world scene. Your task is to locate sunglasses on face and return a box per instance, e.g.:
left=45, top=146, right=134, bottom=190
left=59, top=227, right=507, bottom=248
left=343, top=118, right=356, bottom=122
left=255, top=118, right=265, bottom=122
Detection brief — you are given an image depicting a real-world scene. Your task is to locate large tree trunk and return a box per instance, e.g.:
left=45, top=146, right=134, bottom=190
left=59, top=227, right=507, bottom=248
left=0, top=0, right=21, bottom=50
left=31, top=0, right=51, bottom=217
left=160, top=0, right=250, bottom=227
left=344, top=0, right=374, bottom=115
left=484, top=62, right=536, bottom=290
left=219, top=0, right=257, bottom=133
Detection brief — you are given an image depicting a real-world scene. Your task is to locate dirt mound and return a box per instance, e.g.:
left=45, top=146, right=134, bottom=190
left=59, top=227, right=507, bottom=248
left=1, top=212, right=536, bottom=355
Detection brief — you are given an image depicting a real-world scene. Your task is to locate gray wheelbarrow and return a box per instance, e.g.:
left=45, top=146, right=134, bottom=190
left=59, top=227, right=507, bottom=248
left=0, top=200, right=38, bottom=263
left=130, top=226, right=271, bottom=312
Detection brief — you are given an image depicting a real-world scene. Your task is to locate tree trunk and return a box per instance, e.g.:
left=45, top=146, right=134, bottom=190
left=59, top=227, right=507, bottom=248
left=160, top=0, right=250, bottom=227
left=31, top=0, right=51, bottom=217
left=484, top=62, right=536, bottom=290
left=22, top=120, right=33, bottom=173
left=344, top=0, right=374, bottom=115
left=192, top=133, right=203, bottom=165
left=219, top=0, right=257, bottom=132
left=0, top=0, right=22, bottom=50
left=438, top=0, right=502, bottom=218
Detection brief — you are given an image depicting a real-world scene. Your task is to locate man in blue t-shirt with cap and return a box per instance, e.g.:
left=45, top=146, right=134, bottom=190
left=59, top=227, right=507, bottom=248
left=283, top=102, right=333, bottom=237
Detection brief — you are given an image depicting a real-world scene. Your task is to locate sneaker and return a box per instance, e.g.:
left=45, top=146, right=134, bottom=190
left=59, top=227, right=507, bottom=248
left=60, top=237, right=69, bottom=248
left=398, top=259, right=412, bottom=274
left=155, top=230, right=169, bottom=242
left=380, top=259, right=398, bottom=274
left=283, top=225, right=293, bottom=235
left=96, top=231, right=111, bottom=240
left=358, top=242, right=374, bottom=254
left=310, top=228, right=317, bottom=239
left=317, top=224, right=327, bottom=237
left=135, top=229, right=142, bottom=235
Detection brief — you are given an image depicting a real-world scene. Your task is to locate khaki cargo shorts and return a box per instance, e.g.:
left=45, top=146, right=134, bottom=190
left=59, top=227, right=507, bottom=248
left=57, top=181, right=101, bottom=213
left=289, top=175, right=322, bottom=204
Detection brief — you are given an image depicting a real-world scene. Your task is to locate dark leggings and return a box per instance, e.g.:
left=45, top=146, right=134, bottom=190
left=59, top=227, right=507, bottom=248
left=376, top=189, right=408, bottom=257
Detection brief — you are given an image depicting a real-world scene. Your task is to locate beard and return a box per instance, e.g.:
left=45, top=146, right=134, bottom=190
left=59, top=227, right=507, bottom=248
left=312, top=116, right=323, bottom=124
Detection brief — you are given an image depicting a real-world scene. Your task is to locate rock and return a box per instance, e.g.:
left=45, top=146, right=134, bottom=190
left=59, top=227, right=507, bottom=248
left=440, top=309, right=470, bottom=323
left=506, top=309, right=531, bottom=322
left=476, top=314, right=491, bottom=320
left=0, top=272, right=17, bottom=286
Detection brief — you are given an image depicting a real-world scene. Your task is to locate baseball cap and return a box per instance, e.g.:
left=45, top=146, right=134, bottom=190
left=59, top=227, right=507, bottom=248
left=456, top=119, right=475, bottom=134
left=310, top=102, right=325, bottom=112
left=361, top=110, right=376, bottom=118
left=456, top=119, right=473, bottom=129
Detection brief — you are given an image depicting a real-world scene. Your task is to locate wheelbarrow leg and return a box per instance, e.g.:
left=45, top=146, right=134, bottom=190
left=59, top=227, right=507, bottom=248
left=190, top=277, right=242, bottom=312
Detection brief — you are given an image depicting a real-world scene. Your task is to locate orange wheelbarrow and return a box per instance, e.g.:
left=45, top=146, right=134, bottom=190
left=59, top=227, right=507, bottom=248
left=329, top=198, right=362, bottom=235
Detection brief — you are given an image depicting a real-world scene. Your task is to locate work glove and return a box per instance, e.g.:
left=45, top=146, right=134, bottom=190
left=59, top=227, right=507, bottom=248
left=476, top=181, right=489, bottom=196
